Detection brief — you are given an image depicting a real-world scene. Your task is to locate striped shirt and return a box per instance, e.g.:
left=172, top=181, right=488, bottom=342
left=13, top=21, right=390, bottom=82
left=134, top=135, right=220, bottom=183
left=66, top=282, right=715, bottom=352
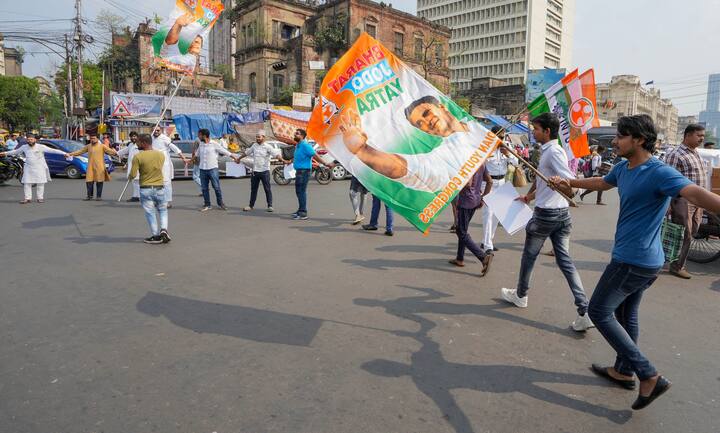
left=664, top=144, right=707, bottom=189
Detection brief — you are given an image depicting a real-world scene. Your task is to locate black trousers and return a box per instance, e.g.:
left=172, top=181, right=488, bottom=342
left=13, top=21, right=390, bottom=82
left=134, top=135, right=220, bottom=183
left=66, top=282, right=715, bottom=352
left=86, top=181, right=104, bottom=198
left=455, top=207, right=486, bottom=261
left=249, top=170, right=272, bottom=207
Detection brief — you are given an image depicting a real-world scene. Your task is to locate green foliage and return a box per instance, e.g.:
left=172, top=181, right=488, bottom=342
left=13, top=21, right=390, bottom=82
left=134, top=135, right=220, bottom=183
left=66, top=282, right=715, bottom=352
left=39, top=94, right=64, bottom=126
left=452, top=96, right=472, bottom=115
left=98, top=42, right=140, bottom=92
left=273, top=84, right=301, bottom=106
left=213, top=64, right=234, bottom=89
left=0, top=76, right=40, bottom=131
left=313, top=20, right=346, bottom=55
left=54, top=62, right=104, bottom=111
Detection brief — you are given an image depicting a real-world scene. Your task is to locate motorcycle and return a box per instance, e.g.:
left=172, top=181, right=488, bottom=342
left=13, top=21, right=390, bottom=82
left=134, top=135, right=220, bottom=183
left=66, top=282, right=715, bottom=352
left=273, top=160, right=333, bottom=186
left=0, top=155, right=24, bottom=183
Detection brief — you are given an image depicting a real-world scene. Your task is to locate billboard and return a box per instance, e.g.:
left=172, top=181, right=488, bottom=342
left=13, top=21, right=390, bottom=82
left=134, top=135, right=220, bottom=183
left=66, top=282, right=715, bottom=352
left=526, top=69, right=566, bottom=103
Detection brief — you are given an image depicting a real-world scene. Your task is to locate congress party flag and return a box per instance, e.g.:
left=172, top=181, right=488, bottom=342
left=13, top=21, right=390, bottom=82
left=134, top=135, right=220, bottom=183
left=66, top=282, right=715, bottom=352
left=308, top=33, right=499, bottom=233
left=528, top=69, right=599, bottom=159
left=152, top=0, right=224, bottom=75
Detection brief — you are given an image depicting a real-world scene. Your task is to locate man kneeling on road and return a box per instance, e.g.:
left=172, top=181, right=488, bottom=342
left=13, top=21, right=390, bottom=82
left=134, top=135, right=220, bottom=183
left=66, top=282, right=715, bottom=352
left=129, top=133, right=171, bottom=244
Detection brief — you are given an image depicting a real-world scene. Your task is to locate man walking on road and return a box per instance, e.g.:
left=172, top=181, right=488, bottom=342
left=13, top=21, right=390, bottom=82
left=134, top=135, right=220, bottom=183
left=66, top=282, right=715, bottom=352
left=192, top=128, right=240, bottom=212
left=500, top=113, right=593, bottom=332
left=481, top=126, right=518, bottom=252
left=664, top=124, right=707, bottom=279
left=152, top=127, right=188, bottom=208
left=116, top=132, right=141, bottom=202
left=241, top=130, right=280, bottom=212
left=129, top=134, right=171, bottom=244
left=362, top=195, right=395, bottom=236
left=448, top=162, right=494, bottom=275
left=289, top=129, right=332, bottom=220
left=349, top=175, right=368, bottom=224
left=580, top=146, right=606, bottom=205
left=550, top=114, right=720, bottom=410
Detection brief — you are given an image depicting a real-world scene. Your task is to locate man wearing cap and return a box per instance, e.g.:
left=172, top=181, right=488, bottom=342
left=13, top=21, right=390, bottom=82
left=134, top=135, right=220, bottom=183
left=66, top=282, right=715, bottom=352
left=241, top=130, right=281, bottom=212
left=481, top=126, right=518, bottom=252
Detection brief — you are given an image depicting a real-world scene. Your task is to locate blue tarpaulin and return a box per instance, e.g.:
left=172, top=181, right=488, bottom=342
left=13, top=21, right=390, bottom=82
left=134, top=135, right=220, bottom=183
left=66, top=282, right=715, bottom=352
left=174, top=112, right=270, bottom=140
left=477, top=115, right=529, bottom=135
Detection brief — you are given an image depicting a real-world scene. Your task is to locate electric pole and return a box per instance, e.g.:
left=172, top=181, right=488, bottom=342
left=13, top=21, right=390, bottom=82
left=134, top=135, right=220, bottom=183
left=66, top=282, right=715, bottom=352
left=74, top=0, right=85, bottom=135
left=64, top=34, right=75, bottom=139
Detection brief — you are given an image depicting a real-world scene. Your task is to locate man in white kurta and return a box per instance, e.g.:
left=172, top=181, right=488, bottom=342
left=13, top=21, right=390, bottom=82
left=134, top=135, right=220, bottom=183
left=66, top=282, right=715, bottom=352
left=116, top=131, right=141, bottom=202
left=152, top=128, right=188, bottom=206
left=0, top=133, right=68, bottom=203
left=481, top=127, right=518, bottom=252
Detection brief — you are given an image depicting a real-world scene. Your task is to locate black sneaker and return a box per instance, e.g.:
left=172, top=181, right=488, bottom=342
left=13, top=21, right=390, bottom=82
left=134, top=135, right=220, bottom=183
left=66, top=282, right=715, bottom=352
left=143, top=236, right=163, bottom=244
left=126, top=197, right=140, bottom=202
left=83, top=196, right=93, bottom=201
left=384, top=230, right=394, bottom=236
left=362, top=224, right=378, bottom=231
left=218, top=204, right=228, bottom=211
left=159, top=229, right=171, bottom=244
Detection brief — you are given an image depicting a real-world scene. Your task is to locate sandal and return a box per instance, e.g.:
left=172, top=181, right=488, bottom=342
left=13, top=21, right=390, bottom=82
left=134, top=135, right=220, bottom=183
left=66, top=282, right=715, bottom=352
left=591, top=364, right=635, bottom=390
left=448, top=259, right=465, bottom=267
left=632, top=376, right=671, bottom=410
left=19, top=199, right=31, bottom=204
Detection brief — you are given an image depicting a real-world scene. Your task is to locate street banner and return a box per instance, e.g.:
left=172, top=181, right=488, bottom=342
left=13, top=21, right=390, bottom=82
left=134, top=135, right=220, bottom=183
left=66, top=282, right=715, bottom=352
left=308, top=33, right=498, bottom=233
left=528, top=69, right=599, bottom=159
left=526, top=68, right=566, bottom=103
left=151, top=0, right=224, bottom=75
left=270, top=110, right=311, bottom=145
left=207, top=89, right=251, bottom=113
left=110, top=93, right=163, bottom=118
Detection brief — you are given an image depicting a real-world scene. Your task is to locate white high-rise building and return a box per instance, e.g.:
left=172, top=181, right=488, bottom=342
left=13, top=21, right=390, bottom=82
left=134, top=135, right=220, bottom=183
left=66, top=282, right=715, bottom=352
left=417, top=0, right=575, bottom=90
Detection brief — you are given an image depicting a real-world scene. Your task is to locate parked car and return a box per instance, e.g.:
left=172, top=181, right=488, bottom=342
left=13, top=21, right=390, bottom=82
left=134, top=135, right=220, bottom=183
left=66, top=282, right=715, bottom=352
left=39, top=139, right=114, bottom=179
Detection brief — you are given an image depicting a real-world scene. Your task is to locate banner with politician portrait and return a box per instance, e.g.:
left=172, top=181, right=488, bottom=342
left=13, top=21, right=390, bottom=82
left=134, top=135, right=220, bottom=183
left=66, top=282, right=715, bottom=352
left=308, top=33, right=499, bottom=233
left=151, top=0, right=224, bottom=75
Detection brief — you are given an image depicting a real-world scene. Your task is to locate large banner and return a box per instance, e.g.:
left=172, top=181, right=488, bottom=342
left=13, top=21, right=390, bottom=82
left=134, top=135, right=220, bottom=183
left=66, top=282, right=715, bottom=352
left=308, top=33, right=498, bottom=233
left=110, top=93, right=163, bottom=118
left=207, top=89, right=251, bottom=113
left=526, top=68, right=566, bottom=103
left=152, top=0, right=224, bottom=75
left=529, top=69, right=599, bottom=159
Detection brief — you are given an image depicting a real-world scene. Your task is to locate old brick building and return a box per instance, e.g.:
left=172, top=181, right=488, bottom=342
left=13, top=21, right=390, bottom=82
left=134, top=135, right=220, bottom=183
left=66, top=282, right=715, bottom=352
left=232, top=0, right=450, bottom=104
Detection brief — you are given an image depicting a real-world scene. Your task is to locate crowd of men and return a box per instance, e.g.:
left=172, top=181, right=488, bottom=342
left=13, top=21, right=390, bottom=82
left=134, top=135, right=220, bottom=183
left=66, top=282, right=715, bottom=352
left=2, top=113, right=720, bottom=412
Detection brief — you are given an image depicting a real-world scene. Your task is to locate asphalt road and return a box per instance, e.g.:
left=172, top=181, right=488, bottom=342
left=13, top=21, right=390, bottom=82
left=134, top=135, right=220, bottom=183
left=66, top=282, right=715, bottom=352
left=0, top=176, right=718, bottom=433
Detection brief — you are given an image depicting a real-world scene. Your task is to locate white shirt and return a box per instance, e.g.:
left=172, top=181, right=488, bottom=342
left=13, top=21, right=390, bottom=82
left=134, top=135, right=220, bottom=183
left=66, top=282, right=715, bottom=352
left=245, top=142, right=281, bottom=172
left=197, top=140, right=234, bottom=170
left=116, top=142, right=140, bottom=175
left=5, top=144, right=66, bottom=184
left=591, top=154, right=602, bottom=171
left=485, top=148, right=518, bottom=177
left=152, top=134, right=183, bottom=180
left=535, top=140, right=575, bottom=209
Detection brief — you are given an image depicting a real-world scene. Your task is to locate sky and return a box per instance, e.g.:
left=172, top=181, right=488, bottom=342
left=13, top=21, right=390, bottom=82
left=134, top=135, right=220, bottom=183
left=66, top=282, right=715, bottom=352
left=2, top=0, right=718, bottom=116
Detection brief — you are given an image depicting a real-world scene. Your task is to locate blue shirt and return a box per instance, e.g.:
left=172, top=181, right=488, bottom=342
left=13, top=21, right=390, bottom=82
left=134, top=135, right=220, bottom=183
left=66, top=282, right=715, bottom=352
left=603, top=157, right=692, bottom=268
left=457, top=165, right=486, bottom=209
left=293, top=139, right=315, bottom=170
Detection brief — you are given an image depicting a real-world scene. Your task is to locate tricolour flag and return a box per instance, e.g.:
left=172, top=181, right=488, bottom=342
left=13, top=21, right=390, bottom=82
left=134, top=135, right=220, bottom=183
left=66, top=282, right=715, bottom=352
left=528, top=69, right=599, bottom=159
left=308, top=33, right=498, bottom=233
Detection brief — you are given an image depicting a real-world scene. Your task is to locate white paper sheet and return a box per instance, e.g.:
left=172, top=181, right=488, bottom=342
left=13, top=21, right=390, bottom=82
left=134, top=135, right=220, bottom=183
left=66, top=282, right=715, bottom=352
left=283, top=163, right=296, bottom=180
left=482, top=182, right=533, bottom=235
left=225, top=161, right=247, bottom=178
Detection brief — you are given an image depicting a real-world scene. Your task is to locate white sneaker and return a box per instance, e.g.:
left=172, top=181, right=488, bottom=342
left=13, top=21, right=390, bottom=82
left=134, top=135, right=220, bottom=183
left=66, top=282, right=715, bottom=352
left=571, top=313, right=595, bottom=332
left=501, top=288, right=528, bottom=308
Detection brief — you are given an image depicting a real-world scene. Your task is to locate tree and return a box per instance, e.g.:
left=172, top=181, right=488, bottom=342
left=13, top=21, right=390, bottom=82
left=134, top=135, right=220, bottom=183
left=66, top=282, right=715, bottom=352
left=0, top=76, right=40, bottom=131
left=273, top=85, right=301, bottom=106
left=95, top=9, right=127, bottom=36
left=97, top=41, right=139, bottom=92
left=39, top=94, right=65, bottom=126
left=54, top=62, right=104, bottom=112
left=453, top=96, right=472, bottom=114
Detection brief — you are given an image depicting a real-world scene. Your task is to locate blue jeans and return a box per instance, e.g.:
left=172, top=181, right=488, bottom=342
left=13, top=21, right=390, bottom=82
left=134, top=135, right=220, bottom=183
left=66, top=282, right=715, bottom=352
left=456, top=206, right=486, bottom=261
left=192, top=165, right=202, bottom=193
left=517, top=208, right=588, bottom=315
left=140, top=186, right=168, bottom=236
left=200, top=168, right=223, bottom=207
left=295, top=169, right=311, bottom=216
left=588, top=260, right=660, bottom=380
left=369, top=196, right=394, bottom=231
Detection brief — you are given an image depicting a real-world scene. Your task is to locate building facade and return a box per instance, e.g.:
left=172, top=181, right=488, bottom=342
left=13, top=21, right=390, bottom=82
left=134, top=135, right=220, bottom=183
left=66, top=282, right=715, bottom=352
left=208, top=0, right=237, bottom=83
left=233, top=0, right=450, bottom=104
left=676, top=115, right=698, bottom=143
left=596, top=75, right=679, bottom=144
left=417, top=0, right=574, bottom=90
left=2, top=46, right=23, bottom=77
left=461, top=77, right=525, bottom=115
left=699, top=73, right=720, bottom=141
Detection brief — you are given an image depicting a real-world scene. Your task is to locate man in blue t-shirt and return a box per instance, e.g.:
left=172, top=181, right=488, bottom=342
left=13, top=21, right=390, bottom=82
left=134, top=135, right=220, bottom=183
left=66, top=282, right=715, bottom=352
left=551, top=114, right=720, bottom=411
left=289, top=129, right=332, bottom=220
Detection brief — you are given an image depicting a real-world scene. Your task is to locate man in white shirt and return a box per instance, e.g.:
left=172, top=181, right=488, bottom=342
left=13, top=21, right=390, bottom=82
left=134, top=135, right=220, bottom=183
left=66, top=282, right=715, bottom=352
left=500, top=113, right=593, bottom=332
left=580, top=146, right=606, bottom=205
left=192, top=128, right=240, bottom=212
left=481, top=126, right=518, bottom=252
left=152, top=127, right=188, bottom=207
left=241, top=130, right=281, bottom=212
left=116, top=132, right=141, bottom=202
left=339, top=96, right=490, bottom=193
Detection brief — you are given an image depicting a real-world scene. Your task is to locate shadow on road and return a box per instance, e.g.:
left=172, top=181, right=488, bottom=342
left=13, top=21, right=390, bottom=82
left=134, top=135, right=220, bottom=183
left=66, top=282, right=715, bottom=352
left=343, top=257, right=484, bottom=277
left=21, top=214, right=77, bottom=229
left=64, top=235, right=141, bottom=244
left=541, top=259, right=609, bottom=273
left=136, top=291, right=323, bottom=347
left=572, top=239, right=614, bottom=254
left=356, top=286, right=632, bottom=432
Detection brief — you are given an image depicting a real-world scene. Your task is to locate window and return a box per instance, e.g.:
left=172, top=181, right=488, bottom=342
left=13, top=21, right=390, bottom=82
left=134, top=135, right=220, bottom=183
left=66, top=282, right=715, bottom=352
left=414, top=38, right=423, bottom=61
left=365, top=23, right=376, bottom=38
left=394, top=32, right=404, bottom=56
left=249, top=73, right=257, bottom=99
left=272, top=74, right=284, bottom=100
left=435, top=44, right=443, bottom=65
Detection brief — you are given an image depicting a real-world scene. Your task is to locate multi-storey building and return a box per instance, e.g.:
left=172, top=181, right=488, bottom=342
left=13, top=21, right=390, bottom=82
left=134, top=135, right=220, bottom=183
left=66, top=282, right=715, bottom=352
left=677, top=115, right=698, bottom=143
left=596, top=75, right=679, bottom=144
left=233, top=0, right=450, bottom=104
left=417, top=0, right=574, bottom=91
left=208, top=0, right=237, bottom=84
left=699, top=73, right=720, bottom=141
